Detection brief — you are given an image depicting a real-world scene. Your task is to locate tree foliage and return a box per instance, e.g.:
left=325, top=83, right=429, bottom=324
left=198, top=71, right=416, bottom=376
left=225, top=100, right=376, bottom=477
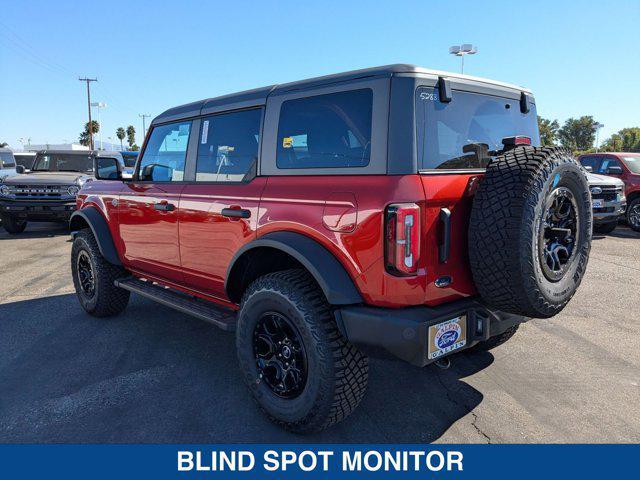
left=538, top=116, right=560, bottom=146
left=125, top=125, right=136, bottom=148
left=116, top=127, right=126, bottom=150
left=600, top=127, right=640, bottom=153
left=78, top=120, right=100, bottom=147
left=557, top=116, right=597, bottom=152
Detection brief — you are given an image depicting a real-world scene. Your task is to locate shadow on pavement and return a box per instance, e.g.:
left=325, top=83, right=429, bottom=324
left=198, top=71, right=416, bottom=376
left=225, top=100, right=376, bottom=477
left=0, top=222, right=69, bottom=240
left=0, top=293, right=492, bottom=443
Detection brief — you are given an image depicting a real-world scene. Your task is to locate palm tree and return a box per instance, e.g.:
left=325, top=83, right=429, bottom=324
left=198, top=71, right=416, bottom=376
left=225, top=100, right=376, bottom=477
left=116, top=127, right=126, bottom=151
left=126, top=125, right=136, bottom=148
left=79, top=121, right=99, bottom=147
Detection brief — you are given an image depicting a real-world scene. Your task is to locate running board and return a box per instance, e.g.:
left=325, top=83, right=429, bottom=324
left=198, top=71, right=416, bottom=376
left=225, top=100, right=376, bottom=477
left=114, top=277, right=236, bottom=331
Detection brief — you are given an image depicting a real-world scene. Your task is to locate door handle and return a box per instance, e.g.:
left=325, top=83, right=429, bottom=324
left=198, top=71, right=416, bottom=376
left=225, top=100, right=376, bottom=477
left=154, top=202, right=175, bottom=212
left=221, top=207, right=251, bottom=219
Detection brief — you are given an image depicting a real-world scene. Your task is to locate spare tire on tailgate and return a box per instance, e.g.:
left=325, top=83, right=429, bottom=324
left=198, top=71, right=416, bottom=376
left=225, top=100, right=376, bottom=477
left=468, top=146, right=592, bottom=318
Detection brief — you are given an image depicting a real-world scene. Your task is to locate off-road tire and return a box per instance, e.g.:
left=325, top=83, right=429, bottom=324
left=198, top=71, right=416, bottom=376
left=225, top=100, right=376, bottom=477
left=236, top=269, right=368, bottom=433
left=1, top=214, right=27, bottom=234
left=594, top=221, right=618, bottom=235
left=71, top=229, right=130, bottom=317
left=469, top=146, right=592, bottom=318
left=468, top=325, right=520, bottom=352
left=627, top=197, right=640, bottom=232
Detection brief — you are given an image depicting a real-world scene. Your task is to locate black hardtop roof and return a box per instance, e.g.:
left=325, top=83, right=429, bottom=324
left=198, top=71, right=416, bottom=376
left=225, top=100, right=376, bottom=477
left=152, top=63, right=529, bottom=125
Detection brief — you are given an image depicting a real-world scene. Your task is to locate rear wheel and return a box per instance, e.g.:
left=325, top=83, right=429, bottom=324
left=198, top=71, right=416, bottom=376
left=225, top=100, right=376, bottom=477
left=71, top=229, right=130, bottom=317
left=627, top=197, right=640, bottom=232
left=236, top=269, right=368, bottom=432
left=594, top=221, right=618, bottom=235
left=1, top=214, right=27, bottom=234
left=469, top=146, right=592, bottom=318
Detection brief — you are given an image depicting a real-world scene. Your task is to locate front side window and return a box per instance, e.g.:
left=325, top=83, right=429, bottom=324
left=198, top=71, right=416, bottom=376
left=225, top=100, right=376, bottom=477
left=196, top=108, right=262, bottom=182
left=276, top=89, right=373, bottom=169
left=416, top=87, right=540, bottom=170
left=138, top=121, right=191, bottom=181
left=622, top=156, right=640, bottom=174
left=32, top=153, right=93, bottom=172
left=0, top=152, right=16, bottom=168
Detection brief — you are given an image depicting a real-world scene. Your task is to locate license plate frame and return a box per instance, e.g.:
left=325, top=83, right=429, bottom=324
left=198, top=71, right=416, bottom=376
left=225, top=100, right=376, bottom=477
left=427, top=316, right=467, bottom=360
left=593, top=199, right=604, bottom=208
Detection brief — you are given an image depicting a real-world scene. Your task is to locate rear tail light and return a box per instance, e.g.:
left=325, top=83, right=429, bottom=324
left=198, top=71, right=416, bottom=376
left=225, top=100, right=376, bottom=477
left=385, top=203, right=421, bottom=276
left=502, top=135, right=532, bottom=147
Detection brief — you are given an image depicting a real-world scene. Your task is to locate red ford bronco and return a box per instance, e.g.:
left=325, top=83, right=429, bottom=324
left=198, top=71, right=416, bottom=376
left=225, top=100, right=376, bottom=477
left=69, top=65, right=592, bottom=432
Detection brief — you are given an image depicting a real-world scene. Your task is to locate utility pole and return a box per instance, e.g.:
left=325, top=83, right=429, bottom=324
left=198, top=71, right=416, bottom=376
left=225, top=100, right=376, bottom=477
left=79, top=77, right=98, bottom=150
left=139, top=114, right=151, bottom=143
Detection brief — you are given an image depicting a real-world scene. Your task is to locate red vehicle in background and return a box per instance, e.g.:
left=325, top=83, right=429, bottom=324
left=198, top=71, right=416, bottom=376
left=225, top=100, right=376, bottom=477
left=68, top=65, right=592, bottom=432
left=578, top=152, right=640, bottom=231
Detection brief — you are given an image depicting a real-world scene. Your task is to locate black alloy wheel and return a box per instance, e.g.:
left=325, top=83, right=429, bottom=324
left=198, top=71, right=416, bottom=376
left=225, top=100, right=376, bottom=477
left=253, top=312, right=307, bottom=399
left=76, top=250, right=96, bottom=298
left=539, top=186, right=580, bottom=282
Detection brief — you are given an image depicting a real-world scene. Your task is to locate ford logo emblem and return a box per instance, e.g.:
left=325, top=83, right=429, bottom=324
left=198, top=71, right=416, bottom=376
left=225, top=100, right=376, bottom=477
left=590, top=187, right=602, bottom=195
left=436, top=329, right=460, bottom=349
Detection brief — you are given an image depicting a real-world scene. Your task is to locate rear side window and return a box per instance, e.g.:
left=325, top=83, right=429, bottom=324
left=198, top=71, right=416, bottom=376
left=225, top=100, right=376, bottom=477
left=276, top=89, right=373, bottom=169
left=139, top=121, right=191, bottom=182
left=196, top=108, right=262, bottom=182
left=416, top=87, right=540, bottom=170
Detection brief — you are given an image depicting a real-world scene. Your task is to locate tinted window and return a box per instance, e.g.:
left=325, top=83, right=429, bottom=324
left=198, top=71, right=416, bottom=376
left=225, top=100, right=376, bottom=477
left=622, top=156, right=640, bottom=174
left=580, top=156, right=602, bottom=172
left=599, top=157, right=622, bottom=174
left=416, top=87, right=540, bottom=170
left=14, top=154, right=35, bottom=169
left=196, top=109, right=262, bottom=182
left=139, top=121, right=191, bottom=181
left=276, top=89, right=373, bottom=169
left=0, top=152, right=15, bottom=168
left=121, top=153, right=138, bottom=168
left=32, top=153, right=93, bottom=172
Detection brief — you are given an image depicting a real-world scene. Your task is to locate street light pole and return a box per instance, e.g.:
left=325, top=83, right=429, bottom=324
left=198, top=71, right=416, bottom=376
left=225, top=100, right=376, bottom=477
left=91, top=102, right=107, bottom=150
left=79, top=77, right=98, bottom=150
left=594, top=122, right=604, bottom=152
left=449, top=44, right=477, bottom=74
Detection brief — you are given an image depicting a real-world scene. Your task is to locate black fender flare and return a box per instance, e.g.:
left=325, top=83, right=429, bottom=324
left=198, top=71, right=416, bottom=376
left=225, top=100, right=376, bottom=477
left=69, top=207, right=122, bottom=266
left=226, top=231, right=363, bottom=305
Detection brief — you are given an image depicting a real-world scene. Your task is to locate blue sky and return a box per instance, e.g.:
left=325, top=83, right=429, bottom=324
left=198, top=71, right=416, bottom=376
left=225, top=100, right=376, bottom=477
left=1, top=0, right=638, bottom=149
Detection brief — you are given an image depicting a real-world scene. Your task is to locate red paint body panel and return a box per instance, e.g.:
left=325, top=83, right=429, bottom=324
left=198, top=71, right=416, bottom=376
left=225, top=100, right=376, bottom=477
left=178, top=179, right=267, bottom=299
left=79, top=173, right=481, bottom=309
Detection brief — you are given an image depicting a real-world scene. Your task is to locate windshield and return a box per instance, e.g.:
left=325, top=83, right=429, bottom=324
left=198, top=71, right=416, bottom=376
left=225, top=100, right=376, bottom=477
left=14, top=154, right=35, bottom=169
left=121, top=153, right=138, bottom=168
left=416, top=87, right=540, bottom=170
left=32, top=153, right=93, bottom=172
left=622, top=156, right=640, bottom=174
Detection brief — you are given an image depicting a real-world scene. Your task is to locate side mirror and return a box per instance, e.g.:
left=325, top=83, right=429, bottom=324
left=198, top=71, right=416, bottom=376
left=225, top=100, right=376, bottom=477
left=140, top=163, right=172, bottom=182
left=583, top=165, right=593, bottom=172
left=606, top=165, right=623, bottom=175
left=15, top=165, right=25, bottom=174
left=94, top=157, right=122, bottom=180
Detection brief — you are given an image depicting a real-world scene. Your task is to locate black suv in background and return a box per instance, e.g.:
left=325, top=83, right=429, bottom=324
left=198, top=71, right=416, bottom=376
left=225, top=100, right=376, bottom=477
left=0, top=150, right=124, bottom=234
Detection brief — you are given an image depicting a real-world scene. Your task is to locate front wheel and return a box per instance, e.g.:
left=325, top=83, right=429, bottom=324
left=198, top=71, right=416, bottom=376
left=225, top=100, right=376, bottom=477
left=236, top=269, right=368, bottom=433
left=1, top=214, right=27, bottom=234
left=627, top=198, right=640, bottom=232
left=71, top=229, right=130, bottom=317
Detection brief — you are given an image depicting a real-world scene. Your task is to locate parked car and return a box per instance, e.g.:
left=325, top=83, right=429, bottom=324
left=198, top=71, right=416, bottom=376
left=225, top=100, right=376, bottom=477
left=69, top=64, right=592, bottom=432
left=579, top=152, right=640, bottom=231
left=120, top=151, right=139, bottom=179
left=13, top=151, right=37, bottom=172
left=0, top=150, right=124, bottom=234
left=584, top=170, right=626, bottom=234
left=0, top=148, right=18, bottom=181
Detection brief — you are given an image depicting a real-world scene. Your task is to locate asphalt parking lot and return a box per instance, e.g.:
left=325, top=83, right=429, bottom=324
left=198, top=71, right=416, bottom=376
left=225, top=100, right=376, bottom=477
left=1, top=223, right=639, bottom=443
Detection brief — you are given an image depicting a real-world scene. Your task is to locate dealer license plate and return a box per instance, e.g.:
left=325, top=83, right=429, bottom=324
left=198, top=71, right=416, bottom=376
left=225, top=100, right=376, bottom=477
left=428, top=316, right=467, bottom=360
left=593, top=199, right=604, bottom=208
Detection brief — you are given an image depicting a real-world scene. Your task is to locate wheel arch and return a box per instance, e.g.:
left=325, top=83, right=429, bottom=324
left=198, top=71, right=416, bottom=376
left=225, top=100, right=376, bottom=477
left=69, top=207, right=122, bottom=266
left=226, top=231, right=363, bottom=306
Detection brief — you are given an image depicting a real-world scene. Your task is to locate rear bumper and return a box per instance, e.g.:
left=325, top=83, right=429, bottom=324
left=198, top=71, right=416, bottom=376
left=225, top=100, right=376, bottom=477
left=0, top=199, right=77, bottom=221
left=335, top=298, right=527, bottom=367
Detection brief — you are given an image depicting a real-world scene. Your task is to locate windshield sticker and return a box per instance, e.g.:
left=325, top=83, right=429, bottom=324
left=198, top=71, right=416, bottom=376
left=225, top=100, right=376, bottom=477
left=201, top=120, right=209, bottom=144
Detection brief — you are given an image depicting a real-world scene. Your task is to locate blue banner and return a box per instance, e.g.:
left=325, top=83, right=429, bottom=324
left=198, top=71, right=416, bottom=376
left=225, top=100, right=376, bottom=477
left=0, top=444, right=637, bottom=479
